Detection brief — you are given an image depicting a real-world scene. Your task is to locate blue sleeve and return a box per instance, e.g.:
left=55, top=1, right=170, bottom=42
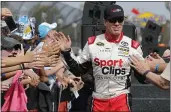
left=1, top=73, right=6, bottom=77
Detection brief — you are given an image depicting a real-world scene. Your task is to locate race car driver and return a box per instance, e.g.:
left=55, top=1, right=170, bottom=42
left=57, top=4, right=145, bottom=112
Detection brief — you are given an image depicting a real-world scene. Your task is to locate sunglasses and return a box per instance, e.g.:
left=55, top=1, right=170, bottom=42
left=108, top=17, right=124, bottom=23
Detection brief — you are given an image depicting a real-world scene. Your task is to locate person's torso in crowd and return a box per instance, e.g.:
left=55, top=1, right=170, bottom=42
left=88, top=34, right=143, bottom=99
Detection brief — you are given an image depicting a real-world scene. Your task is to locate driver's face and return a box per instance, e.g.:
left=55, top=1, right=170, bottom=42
left=104, top=17, right=124, bottom=36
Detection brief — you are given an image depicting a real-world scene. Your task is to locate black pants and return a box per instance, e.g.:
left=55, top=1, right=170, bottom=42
left=70, top=87, right=92, bottom=112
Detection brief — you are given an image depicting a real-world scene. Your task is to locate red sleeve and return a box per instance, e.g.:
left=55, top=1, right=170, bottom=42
left=88, top=36, right=96, bottom=45
left=131, top=40, right=140, bottom=49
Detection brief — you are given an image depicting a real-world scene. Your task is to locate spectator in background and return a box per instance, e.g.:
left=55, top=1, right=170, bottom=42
left=1, top=35, right=40, bottom=109
left=15, top=15, right=40, bottom=50
left=37, top=22, right=83, bottom=112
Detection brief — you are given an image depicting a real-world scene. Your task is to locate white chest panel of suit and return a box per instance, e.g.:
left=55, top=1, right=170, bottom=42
left=75, top=34, right=143, bottom=99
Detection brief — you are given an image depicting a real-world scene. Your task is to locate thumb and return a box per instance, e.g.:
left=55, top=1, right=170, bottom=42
left=67, top=35, right=71, bottom=42
left=26, top=46, right=32, bottom=53
left=156, top=54, right=161, bottom=59
left=148, top=55, right=154, bottom=61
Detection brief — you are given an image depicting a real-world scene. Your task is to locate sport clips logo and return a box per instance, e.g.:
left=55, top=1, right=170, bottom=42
left=94, top=58, right=126, bottom=75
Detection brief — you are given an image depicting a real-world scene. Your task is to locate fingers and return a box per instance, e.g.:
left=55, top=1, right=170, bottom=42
left=33, top=61, right=45, bottom=67
left=147, top=55, right=154, bottom=61
left=129, top=63, right=136, bottom=69
left=149, top=52, right=159, bottom=59
left=61, top=82, right=68, bottom=89
left=50, top=64, right=58, bottom=67
left=1, top=84, right=10, bottom=91
left=58, top=32, right=66, bottom=38
left=34, top=51, right=46, bottom=58
left=129, top=55, right=139, bottom=65
left=49, top=54, right=59, bottom=59
left=2, top=8, right=13, bottom=16
left=58, top=67, right=65, bottom=74
left=155, top=53, right=162, bottom=59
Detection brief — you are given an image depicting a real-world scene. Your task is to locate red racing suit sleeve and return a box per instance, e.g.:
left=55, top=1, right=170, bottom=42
left=61, top=42, right=92, bottom=76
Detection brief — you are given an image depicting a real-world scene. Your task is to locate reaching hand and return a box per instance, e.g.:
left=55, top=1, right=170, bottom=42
left=146, top=53, right=165, bottom=64
left=72, top=77, right=84, bottom=90
left=24, top=60, right=46, bottom=69
left=1, top=8, right=13, bottom=17
left=16, top=44, right=25, bottom=57
left=68, top=78, right=78, bottom=91
left=55, top=32, right=72, bottom=51
left=46, top=40, right=61, bottom=57
left=145, top=53, right=165, bottom=72
left=60, top=78, right=69, bottom=90
left=24, top=50, right=35, bottom=63
left=1, top=58, right=6, bottom=67
left=129, top=55, right=150, bottom=75
left=23, top=69, right=40, bottom=84
left=1, top=83, right=10, bottom=92
left=25, top=76, right=40, bottom=87
left=55, top=58, right=64, bottom=68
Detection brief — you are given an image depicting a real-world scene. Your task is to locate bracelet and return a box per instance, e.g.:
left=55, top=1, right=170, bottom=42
left=61, top=48, right=71, bottom=54
left=142, top=70, right=151, bottom=77
left=22, top=63, right=25, bottom=69
left=65, top=48, right=71, bottom=52
left=20, top=64, right=24, bottom=70
left=154, top=64, right=159, bottom=73
left=1, top=73, right=6, bottom=77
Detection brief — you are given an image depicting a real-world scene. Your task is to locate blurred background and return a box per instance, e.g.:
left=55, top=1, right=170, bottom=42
left=1, top=1, right=170, bottom=112
left=1, top=1, right=170, bottom=50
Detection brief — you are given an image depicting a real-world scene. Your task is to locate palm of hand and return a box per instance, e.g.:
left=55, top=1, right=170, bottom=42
left=60, top=38, right=71, bottom=51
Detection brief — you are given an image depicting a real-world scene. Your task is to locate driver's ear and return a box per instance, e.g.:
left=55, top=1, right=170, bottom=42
left=104, top=19, right=107, bottom=26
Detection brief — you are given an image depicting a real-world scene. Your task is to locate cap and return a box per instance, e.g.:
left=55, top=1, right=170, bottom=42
left=38, top=22, right=57, bottom=39
left=1, top=35, right=21, bottom=50
left=104, top=4, right=124, bottom=20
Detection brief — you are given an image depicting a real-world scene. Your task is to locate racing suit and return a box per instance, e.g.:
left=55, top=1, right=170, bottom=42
left=62, top=32, right=144, bottom=111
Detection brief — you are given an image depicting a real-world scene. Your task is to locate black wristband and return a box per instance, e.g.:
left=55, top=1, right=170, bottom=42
left=20, top=64, right=23, bottom=70
left=22, top=63, right=25, bottom=69
left=61, top=48, right=71, bottom=54
left=142, top=70, right=151, bottom=77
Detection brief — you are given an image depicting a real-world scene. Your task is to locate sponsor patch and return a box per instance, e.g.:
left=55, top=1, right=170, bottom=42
left=121, top=41, right=128, bottom=47
left=95, top=75, right=127, bottom=81
left=118, top=46, right=129, bottom=57
left=96, top=42, right=104, bottom=46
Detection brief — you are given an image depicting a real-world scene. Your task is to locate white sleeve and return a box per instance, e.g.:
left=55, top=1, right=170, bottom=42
left=71, top=42, right=91, bottom=64
left=130, top=45, right=144, bottom=61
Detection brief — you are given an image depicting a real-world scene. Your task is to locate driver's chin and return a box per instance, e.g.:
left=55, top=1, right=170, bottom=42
left=111, top=30, right=121, bottom=36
